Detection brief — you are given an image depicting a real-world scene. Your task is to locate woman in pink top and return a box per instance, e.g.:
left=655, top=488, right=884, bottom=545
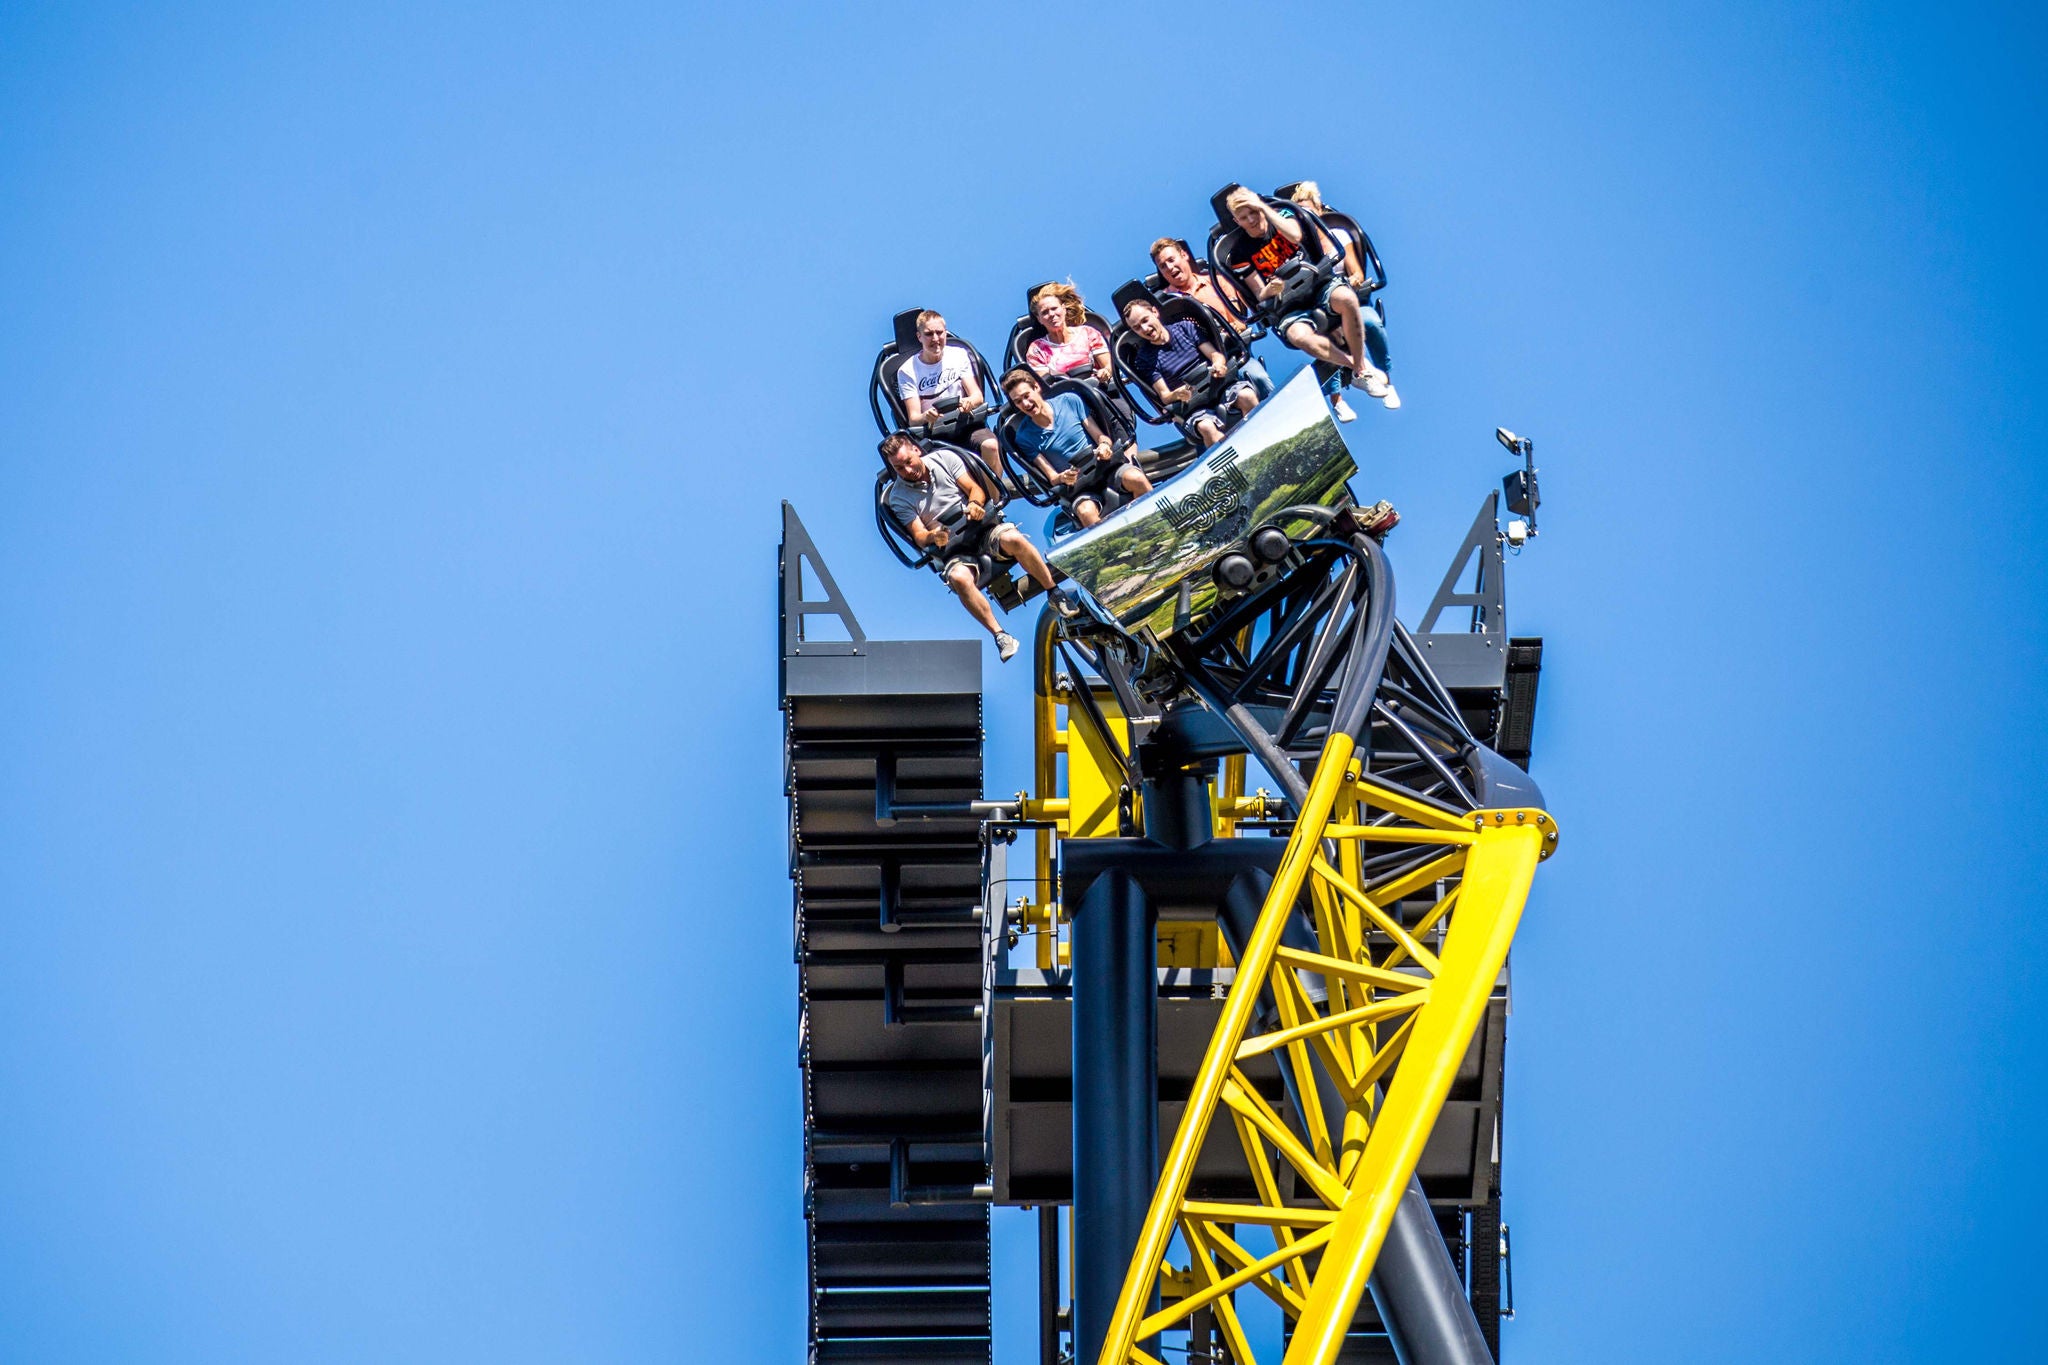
left=1023, top=283, right=1114, bottom=387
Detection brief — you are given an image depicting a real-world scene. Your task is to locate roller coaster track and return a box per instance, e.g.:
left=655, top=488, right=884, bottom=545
left=783, top=466, right=1551, bottom=1364
left=1051, top=515, right=1552, bottom=1365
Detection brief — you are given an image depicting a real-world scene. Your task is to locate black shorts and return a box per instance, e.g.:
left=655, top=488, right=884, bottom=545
left=1064, top=450, right=1135, bottom=507
left=939, top=516, right=1009, bottom=582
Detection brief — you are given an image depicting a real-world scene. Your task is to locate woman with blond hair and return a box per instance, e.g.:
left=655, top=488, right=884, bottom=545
left=1022, top=282, right=1115, bottom=387
left=1285, top=180, right=1370, bottom=288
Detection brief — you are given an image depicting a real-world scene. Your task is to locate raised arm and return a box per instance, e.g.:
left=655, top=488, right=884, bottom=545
left=1256, top=200, right=1305, bottom=246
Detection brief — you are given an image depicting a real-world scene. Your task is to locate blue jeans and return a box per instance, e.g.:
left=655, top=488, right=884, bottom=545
left=1356, top=303, right=1391, bottom=374
left=1297, top=300, right=1391, bottom=379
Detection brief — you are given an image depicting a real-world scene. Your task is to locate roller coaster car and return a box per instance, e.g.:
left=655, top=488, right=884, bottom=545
left=873, top=440, right=1041, bottom=610
left=1205, top=185, right=1351, bottom=343
left=867, top=307, right=1005, bottom=449
left=1108, top=279, right=1259, bottom=447
left=1046, top=368, right=1355, bottom=641
left=1272, top=181, right=1389, bottom=320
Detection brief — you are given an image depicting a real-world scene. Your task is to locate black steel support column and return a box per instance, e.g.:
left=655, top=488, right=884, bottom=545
left=1373, top=1183, right=1496, bottom=1365
left=1071, top=868, right=1156, bottom=1365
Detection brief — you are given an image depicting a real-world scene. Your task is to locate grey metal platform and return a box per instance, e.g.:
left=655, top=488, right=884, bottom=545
left=783, top=505, right=994, bottom=1365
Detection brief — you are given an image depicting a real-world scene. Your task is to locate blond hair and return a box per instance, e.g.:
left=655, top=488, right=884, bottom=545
left=1030, top=281, right=1087, bottom=328
left=1288, top=180, right=1325, bottom=212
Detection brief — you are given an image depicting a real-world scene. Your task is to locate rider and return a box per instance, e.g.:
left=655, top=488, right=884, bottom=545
left=1222, top=187, right=1398, bottom=411
left=1000, top=368, right=1151, bottom=528
left=896, top=310, right=1004, bottom=464
left=1149, top=236, right=1278, bottom=405
left=1285, top=181, right=1367, bottom=287
left=1149, top=237, right=1248, bottom=330
left=1023, top=283, right=1116, bottom=388
left=1119, top=297, right=1258, bottom=448
left=882, top=431, right=1056, bottom=662
left=1284, top=180, right=1394, bottom=405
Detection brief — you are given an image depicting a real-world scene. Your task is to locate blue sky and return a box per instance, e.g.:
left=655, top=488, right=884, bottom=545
left=3, top=3, right=2044, bottom=1360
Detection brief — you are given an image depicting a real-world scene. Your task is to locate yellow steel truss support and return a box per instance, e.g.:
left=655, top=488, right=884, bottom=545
left=1093, top=731, right=1557, bottom=1365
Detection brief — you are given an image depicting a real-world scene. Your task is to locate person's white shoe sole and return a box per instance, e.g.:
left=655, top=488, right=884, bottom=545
left=1331, top=395, right=1358, bottom=423
left=995, top=633, right=1020, bottom=662
left=1381, top=384, right=1402, bottom=410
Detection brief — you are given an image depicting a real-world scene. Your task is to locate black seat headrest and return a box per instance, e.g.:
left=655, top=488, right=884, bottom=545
left=892, top=309, right=924, bottom=353
left=1273, top=181, right=1304, bottom=201
left=1210, top=184, right=1243, bottom=228
left=1111, top=279, right=1156, bottom=318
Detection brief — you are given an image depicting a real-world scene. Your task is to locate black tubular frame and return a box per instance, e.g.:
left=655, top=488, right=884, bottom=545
left=1155, top=524, right=1488, bottom=818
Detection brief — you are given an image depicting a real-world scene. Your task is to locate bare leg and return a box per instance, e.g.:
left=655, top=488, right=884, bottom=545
left=996, top=526, right=1057, bottom=590
left=1283, top=319, right=1357, bottom=373
left=1118, top=465, right=1153, bottom=497
left=1071, top=497, right=1104, bottom=528
left=1231, top=387, right=1258, bottom=417
left=1329, top=286, right=1378, bottom=382
left=974, top=429, right=1003, bottom=466
left=945, top=562, right=1000, bottom=636
left=1192, top=414, right=1225, bottom=447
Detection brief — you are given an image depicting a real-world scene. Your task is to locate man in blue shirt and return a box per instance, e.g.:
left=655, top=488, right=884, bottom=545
left=1121, top=297, right=1259, bottom=447
left=1000, top=369, right=1152, bottom=528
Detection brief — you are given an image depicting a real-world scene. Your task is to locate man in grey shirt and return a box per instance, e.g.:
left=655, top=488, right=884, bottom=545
left=883, top=432, right=1054, bottom=662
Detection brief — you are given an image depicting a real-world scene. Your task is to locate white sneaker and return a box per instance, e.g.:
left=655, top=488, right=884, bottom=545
left=994, top=631, right=1020, bottom=662
left=1331, top=394, right=1358, bottom=423
left=1355, top=368, right=1391, bottom=399
left=1380, top=382, right=1401, bottom=410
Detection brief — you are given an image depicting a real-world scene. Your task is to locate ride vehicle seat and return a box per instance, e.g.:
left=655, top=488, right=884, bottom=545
left=872, top=438, right=1036, bottom=608
left=1003, top=284, right=1138, bottom=428
left=868, top=308, right=1005, bottom=449
left=1205, top=185, right=1349, bottom=344
left=1145, top=238, right=1258, bottom=336
left=1108, top=279, right=1258, bottom=452
left=1273, top=182, right=1387, bottom=323
left=993, top=376, right=1147, bottom=535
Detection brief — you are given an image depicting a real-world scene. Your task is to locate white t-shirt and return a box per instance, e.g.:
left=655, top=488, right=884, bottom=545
left=896, top=344, right=975, bottom=412
left=888, top=447, right=972, bottom=534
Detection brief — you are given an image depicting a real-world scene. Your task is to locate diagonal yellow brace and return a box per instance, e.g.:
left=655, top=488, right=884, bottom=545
left=1279, top=813, right=1550, bottom=1365
left=1094, top=734, right=1361, bottom=1365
